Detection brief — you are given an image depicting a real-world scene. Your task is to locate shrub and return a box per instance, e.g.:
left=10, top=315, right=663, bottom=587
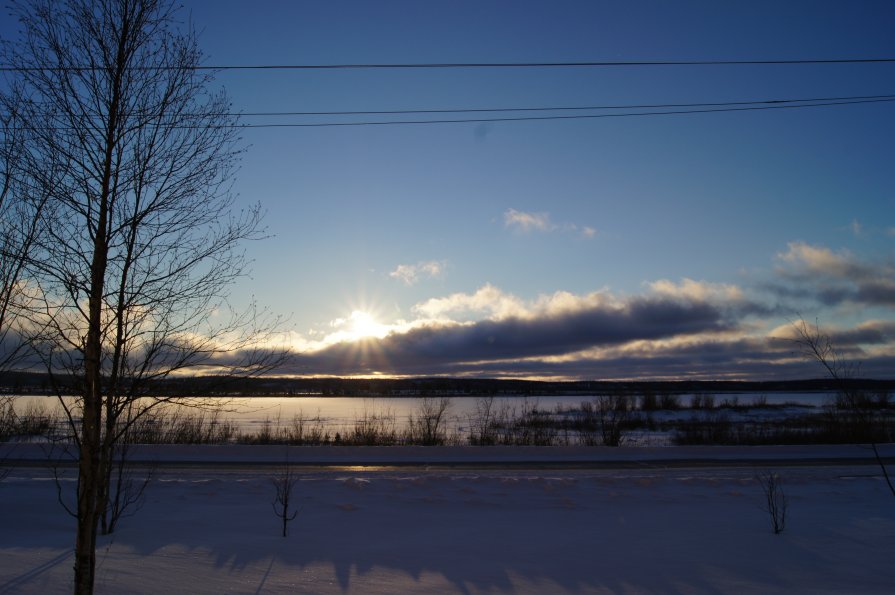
left=659, top=394, right=680, bottom=410
left=640, top=392, right=659, bottom=411
left=407, top=397, right=452, bottom=445
left=757, top=470, right=787, bottom=534
left=690, top=394, right=715, bottom=410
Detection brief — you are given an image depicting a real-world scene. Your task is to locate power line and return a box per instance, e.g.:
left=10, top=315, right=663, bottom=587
left=231, top=97, right=895, bottom=128
left=232, top=94, right=895, bottom=117
left=10, top=93, right=894, bottom=119
left=11, top=96, right=893, bottom=131
left=207, top=58, right=895, bottom=70
left=3, top=57, right=895, bottom=72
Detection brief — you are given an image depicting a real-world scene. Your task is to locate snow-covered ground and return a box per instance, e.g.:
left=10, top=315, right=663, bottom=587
left=2, top=445, right=894, bottom=594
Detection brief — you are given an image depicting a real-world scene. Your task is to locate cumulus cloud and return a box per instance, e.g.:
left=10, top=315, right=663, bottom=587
left=413, top=285, right=617, bottom=323
left=389, top=260, right=446, bottom=285
left=412, top=284, right=527, bottom=321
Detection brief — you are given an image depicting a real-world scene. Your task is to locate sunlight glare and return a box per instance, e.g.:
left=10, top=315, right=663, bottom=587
left=346, top=310, right=390, bottom=340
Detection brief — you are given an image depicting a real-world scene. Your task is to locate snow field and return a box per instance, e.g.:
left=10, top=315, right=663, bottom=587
left=1, top=460, right=894, bottom=594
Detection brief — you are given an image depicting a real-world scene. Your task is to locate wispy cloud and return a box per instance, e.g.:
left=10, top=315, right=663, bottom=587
left=776, top=242, right=859, bottom=277
left=503, top=208, right=556, bottom=233
left=389, top=260, right=447, bottom=285
left=503, top=208, right=596, bottom=238
left=648, top=278, right=745, bottom=304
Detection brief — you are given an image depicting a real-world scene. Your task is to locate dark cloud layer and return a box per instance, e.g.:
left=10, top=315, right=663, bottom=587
left=276, top=297, right=735, bottom=376
left=273, top=330, right=895, bottom=380
left=394, top=298, right=730, bottom=360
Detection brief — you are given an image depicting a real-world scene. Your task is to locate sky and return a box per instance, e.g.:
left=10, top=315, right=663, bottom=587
left=7, top=1, right=895, bottom=380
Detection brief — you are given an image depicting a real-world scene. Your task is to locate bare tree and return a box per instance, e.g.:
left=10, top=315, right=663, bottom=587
left=756, top=470, right=787, bottom=534
left=791, top=318, right=894, bottom=498
left=0, top=83, right=47, bottom=373
left=101, top=403, right=155, bottom=534
left=0, top=52, right=51, bottom=490
left=271, top=459, right=300, bottom=537
left=583, top=395, right=630, bottom=447
left=2, top=1, right=283, bottom=592
left=409, top=396, right=452, bottom=445
left=468, top=395, right=497, bottom=445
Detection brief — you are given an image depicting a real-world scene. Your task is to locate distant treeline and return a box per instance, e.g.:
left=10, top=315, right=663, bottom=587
left=2, top=371, right=894, bottom=397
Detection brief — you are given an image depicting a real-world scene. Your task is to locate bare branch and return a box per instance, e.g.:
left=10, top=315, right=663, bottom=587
left=756, top=470, right=787, bottom=534
left=271, top=459, right=300, bottom=537
left=791, top=316, right=895, bottom=498
left=2, top=1, right=285, bottom=592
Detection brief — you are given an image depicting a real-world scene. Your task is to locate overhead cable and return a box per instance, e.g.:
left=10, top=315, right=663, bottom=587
left=3, top=57, right=895, bottom=72
left=231, top=94, right=895, bottom=117
left=10, top=96, right=894, bottom=131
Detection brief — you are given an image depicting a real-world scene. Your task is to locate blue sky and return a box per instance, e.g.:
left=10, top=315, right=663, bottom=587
left=186, top=0, right=895, bottom=379
left=9, top=1, right=895, bottom=379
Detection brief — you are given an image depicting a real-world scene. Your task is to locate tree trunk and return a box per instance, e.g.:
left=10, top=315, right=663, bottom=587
left=74, top=15, right=123, bottom=583
left=75, top=199, right=110, bottom=594
left=2, top=1, right=275, bottom=590
left=74, top=433, right=100, bottom=594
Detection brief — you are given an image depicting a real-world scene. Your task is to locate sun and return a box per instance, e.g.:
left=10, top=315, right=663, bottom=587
left=322, top=305, right=395, bottom=346
left=345, top=310, right=390, bottom=341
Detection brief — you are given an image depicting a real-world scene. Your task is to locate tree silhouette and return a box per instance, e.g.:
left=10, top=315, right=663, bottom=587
left=2, top=1, right=284, bottom=592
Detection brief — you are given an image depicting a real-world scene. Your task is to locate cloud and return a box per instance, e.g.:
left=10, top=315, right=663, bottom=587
left=238, top=241, right=895, bottom=380
left=389, top=260, right=446, bottom=285
left=503, top=209, right=555, bottom=233
left=503, top=208, right=596, bottom=238
left=413, top=285, right=619, bottom=323
left=773, top=242, right=895, bottom=308
left=268, top=324, right=895, bottom=379
left=776, top=242, right=861, bottom=277
left=269, top=285, right=741, bottom=377
left=769, top=319, right=895, bottom=350
left=412, top=284, right=528, bottom=321
left=648, top=278, right=744, bottom=304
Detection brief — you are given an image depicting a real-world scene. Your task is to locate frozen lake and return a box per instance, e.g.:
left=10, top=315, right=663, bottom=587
left=11, top=391, right=835, bottom=436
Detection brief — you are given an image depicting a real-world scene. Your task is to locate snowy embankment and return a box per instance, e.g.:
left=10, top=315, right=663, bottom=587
left=2, top=444, right=894, bottom=594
